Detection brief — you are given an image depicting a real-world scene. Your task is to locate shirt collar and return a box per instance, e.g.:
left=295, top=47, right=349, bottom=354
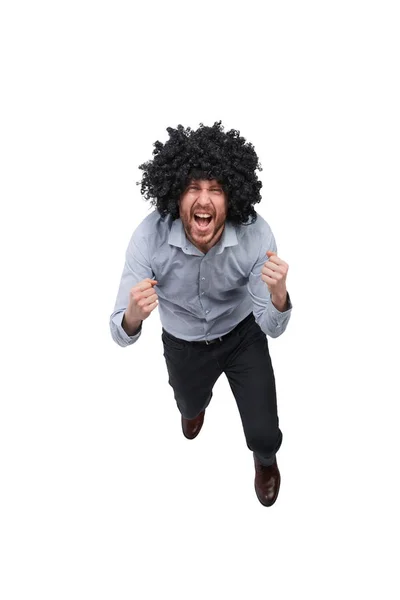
left=168, top=218, right=238, bottom=255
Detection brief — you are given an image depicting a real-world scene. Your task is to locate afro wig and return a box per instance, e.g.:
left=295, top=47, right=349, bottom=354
left=138, top=121, right=263, bottom=225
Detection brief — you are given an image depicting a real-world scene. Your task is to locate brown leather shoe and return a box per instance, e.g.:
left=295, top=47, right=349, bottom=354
left=181, top=410, right=205, bottom=439
left=254, top=454, right=281, bottom=507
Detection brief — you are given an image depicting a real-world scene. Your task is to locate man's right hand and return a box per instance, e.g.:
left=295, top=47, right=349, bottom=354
left=122, top=278, right=158, bottom=335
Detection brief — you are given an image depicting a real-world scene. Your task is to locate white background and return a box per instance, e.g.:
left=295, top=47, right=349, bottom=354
left=1, top=1, right=399, bottom=598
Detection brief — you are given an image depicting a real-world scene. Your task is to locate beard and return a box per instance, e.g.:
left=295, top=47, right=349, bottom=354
left=180, top=208, right=226, bottom=251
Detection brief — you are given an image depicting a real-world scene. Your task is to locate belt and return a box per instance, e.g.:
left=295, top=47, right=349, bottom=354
left=200, top=335, right=224, bottom=345
left=163, top=313, right=254, bottom=346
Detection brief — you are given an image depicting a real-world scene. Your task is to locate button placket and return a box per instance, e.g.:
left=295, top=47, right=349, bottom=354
left=199, top=261, right=210, bottom=317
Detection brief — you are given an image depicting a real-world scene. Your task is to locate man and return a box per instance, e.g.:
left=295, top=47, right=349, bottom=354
left=110, top=122, right=293, bottom=506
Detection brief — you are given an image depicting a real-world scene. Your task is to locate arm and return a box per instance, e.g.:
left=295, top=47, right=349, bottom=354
left=109, top=233, right=155, bottom=347
left=246, top=230, right=292, bottom=339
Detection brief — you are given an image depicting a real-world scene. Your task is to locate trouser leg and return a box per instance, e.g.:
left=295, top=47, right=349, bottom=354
left=223, top=318, right=282, bottom=466
left=162, top=331, right=223, bottom=419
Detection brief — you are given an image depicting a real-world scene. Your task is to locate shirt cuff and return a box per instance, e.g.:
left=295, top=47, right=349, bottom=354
left=112, top=311, right=142, bottom=345
left=269, top=291, right=293, bottom=317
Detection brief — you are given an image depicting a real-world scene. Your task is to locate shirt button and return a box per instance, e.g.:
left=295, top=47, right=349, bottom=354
left=206, top=309, right=210, bottom=314
left=201, top=292, right=205, bottom=296
left=201, top=277, right=205, bottom=281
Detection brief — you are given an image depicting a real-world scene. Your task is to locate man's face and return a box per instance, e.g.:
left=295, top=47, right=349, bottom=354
left=179, top=179, right=228, bottom=253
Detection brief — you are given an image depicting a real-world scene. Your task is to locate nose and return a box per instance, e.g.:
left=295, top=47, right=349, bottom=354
left=194, top=191, right=211, bottom=207
left=199, top=189, right=210, bottom=201
left=195, top=200, right=213, bottom=213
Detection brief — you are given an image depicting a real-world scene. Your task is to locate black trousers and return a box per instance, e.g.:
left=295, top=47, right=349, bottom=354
left=161, top=312, right=282, bottom=466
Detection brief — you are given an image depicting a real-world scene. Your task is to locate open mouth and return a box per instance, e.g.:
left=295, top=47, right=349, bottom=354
left=193, top=214, right=213, bottom=231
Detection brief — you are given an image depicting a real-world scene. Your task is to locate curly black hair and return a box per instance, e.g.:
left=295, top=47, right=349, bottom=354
left=137, top=121, right=263, bottom=225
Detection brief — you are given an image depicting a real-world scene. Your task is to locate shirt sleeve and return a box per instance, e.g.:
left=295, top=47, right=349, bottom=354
left=246, top=228, right=293, bottom=339
left=109, top=233, right=155, bottom=347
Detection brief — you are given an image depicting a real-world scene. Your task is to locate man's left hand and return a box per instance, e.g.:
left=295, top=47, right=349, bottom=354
left=262, top=251, right=289, bottom=301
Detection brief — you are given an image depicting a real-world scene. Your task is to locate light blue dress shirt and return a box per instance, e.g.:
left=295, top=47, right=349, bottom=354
left=110, top=209, right=292, bottom=347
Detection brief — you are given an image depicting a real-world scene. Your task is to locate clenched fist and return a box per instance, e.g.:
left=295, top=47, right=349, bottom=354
left=122, top=278, right=158, bottom=335
left=261, top=251, right=289, bottom=309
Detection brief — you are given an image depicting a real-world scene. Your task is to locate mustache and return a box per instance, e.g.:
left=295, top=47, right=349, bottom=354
left=191, top=208, right=215, bottom=217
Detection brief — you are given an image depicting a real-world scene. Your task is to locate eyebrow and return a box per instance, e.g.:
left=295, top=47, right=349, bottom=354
left=187, top=181, right=223, bottom=189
